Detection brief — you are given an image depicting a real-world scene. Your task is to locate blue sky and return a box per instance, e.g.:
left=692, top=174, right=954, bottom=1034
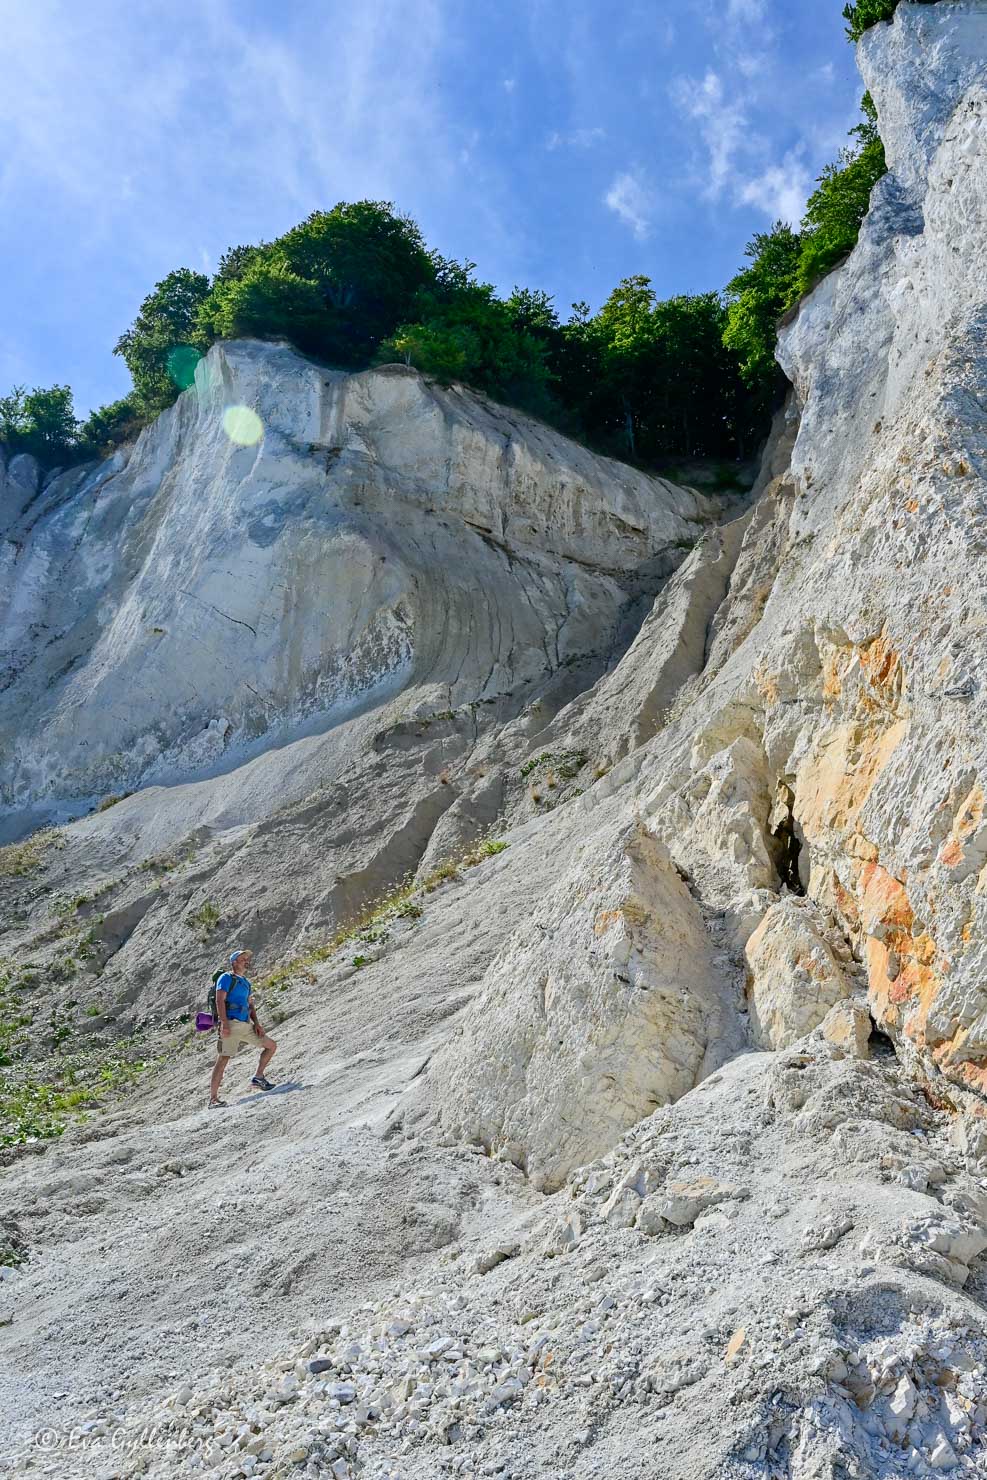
left=0, top=0, right=861, bottom=415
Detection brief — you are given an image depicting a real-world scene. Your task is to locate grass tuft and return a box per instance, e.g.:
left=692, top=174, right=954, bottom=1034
left=257, top=837, right=510, bottom=994
left=0, top=829, right=61, bottom=879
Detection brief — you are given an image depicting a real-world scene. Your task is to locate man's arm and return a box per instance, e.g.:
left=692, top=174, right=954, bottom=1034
left=249, top=996, right=265, bottom=1037
left=216, top=982, right=231, bottom=1036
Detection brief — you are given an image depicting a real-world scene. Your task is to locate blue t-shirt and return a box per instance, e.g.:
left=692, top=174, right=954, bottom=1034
left=217, top=973, right=252, bottom=1022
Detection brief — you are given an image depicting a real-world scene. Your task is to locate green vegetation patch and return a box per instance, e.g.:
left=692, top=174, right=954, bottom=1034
left=258, top=837, right=510, bottom=995
left=0, top=829, right=60, bottom=879
left=190, top=900, right=221, bottom=936
left=724, top=94, right=887, bottom=403
left=520, top=749, right=588, bottom=782
left=0, top=1050, right=156, bottom=1150
left=0, top=962, right=159, bottom=1150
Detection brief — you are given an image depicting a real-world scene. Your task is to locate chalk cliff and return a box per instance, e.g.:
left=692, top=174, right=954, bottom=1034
left=4, top=7, right=987, bottom=1478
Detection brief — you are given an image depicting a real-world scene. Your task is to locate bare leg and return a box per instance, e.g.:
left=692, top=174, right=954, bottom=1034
left=210, top=1054, right=230, bottom=1102
left=257, top=1039, right=277, bottom=1077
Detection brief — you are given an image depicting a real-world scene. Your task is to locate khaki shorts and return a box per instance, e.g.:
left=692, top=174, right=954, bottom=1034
left=216, top=1020, right=274, bottom=1058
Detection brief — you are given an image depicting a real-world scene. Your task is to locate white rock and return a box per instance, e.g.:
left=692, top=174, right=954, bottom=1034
left=328, top=1382, right=357, bottom=1404
left=655, top=1176, right=746, bottom=1228
left=745, top=900, right=853, bottom=1050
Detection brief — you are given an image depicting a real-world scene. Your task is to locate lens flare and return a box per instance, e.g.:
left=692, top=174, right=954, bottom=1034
left=166, top=344, right=202, bottom=391
left=222, top=405, right=263, bottom=446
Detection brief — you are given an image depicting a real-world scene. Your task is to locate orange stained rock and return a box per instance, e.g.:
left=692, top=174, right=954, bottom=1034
left=796, top=721, right=906, bottom=848
left=859, top=860, right=914, bottom=934
left=952, top=1058, right=987, bottom=1096
left=938, top=783, right=985, bottom=869
left=833, top=873, right=861, bottom=930
left=859, top=860, right=946, bottom=1050
left=754, top=668, right=780, bottom=706
left=822, top=648, right=849, bottom=703
left=859, top=633, right=901, bottom=697
left=593, top=909, right=623, bottom=936
left=900, top=960, right=942, bottom=1038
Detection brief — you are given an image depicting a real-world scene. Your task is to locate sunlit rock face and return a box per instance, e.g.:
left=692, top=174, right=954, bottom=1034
left=0, top=342, right=712, bottom=825
left=412, top=1, right=987, bottom=1168
left=765, top=1, right=987, bottom=1095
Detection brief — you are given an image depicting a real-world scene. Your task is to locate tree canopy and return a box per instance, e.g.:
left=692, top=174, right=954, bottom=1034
left=4, top=8, right=909, bottom=480
left=114, top=268, right=211, bottom=417
left=0, top=384, right=141, bottom=469
left=843, top=0, right=941, bottom=43
left=723, top=93, right=887, bottom=413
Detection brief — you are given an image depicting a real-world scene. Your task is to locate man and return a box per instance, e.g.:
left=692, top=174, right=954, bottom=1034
left=209, top=948, right=277, bottom=1108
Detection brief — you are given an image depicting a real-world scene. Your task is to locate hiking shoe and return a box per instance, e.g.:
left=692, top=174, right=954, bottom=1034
left=251, top=1075, right=275, bottom=1091
left=209, top=1097, right=227, bottom=1109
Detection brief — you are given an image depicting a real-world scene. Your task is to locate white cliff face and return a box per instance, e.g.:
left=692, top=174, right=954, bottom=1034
left=8, top=13, right=987, bottom=1480
left=0, top=344, right=710, bottom=826
left=413, top=0, right=987, bottom=1165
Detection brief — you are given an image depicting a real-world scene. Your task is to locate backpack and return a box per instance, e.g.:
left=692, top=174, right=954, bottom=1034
left=195, top=971, right=240, bottom=1032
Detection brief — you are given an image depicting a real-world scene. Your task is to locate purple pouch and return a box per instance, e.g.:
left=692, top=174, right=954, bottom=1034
left=195, top=1011, right=216, bottom=1032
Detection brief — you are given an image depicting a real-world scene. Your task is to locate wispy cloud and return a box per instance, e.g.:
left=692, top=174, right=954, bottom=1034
left=546, top=126, right=606, bottom=151
left=672, top=59, right=814, bottom=225
left=725, top=0, right=766, bottom=20
left=736, top=152, right=812, bottom=225
left=674, top=69, right=748, bottom=199
left=603, top=170, right=655, bottom=239
left=0, top=0, right=455, bottom=262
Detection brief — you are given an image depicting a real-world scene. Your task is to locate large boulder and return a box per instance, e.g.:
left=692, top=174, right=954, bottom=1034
left=744, top=899, right=854, bottom=1050
left=413, top=816, right=740, bottom=1190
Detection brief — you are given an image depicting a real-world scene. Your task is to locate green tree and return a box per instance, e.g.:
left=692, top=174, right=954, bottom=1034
left=213, top=244, right=266, bottom=284
left=0, top=384, right=80, bottom=466
left=723, top=222, right=801, bottom=392
left=0, top=386, right=30, bottom=445
left=114, top=268, right=211, bottom=416
left=78, top=395, right=141, bottom=455
left=274, top=201, right=436, bottom=364
left=553, top=302, right=607, bottom=441
left=843, top=0, right=898, bottom=40
left=843, top=0, right=939, bottom=43
left=377, top=258, right=556, bottom=417
left=595, top=275, right=659, bottom=458
left=793, top=119, right=886, bottom=297
left=561, top=280, right=747, bottom=462
left=197, top=256, right=325, bottom=345
left=380, top=323, right=470, bottom=379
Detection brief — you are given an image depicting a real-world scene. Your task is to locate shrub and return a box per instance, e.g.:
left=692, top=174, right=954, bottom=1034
left=190, top=900, right=221, bottom=936
left=0, top=830, right=58, bottom=878
left=843, top=0, right=940, bottom=43
left=793, top=121, right=887, bottom=298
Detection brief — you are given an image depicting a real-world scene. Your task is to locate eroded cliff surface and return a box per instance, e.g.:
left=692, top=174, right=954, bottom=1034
left=4, top=7, right=987, bottom=1479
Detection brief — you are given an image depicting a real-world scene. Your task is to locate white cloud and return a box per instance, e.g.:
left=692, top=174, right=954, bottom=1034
left=735, top=52, right=764, bottom=78
left=546, top=126, right=605, bottom=151
left=674, top=61, right=815, bottom=226
left=603, top=170, right=655, bottom=239
left=726, top=0, right=767, bottom=19
left=674, top=69, right=749, bottom=198
left=736, top=151, right=812, bottom=225
left=0, top=0, right=456, bottom=264
left=503, top=77, right=517, bottom=93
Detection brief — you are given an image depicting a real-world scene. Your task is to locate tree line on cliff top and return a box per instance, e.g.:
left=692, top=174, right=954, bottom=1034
left=2, top=4, right=914, bottom=476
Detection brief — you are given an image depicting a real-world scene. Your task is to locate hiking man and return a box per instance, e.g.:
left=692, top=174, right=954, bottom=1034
left=209, top=948, right=277, bottom=1108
